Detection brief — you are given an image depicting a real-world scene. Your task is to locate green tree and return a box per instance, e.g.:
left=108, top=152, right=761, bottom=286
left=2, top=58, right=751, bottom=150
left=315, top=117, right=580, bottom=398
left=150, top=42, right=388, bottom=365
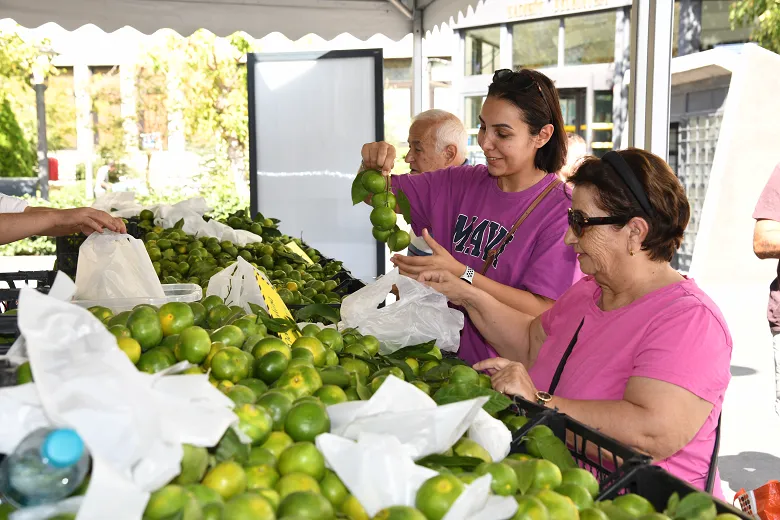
left=140, top=30, right=256, bottom=192
left=0, top=98, right=36, bottom=177
left=731, top=0, right=780, bottom=53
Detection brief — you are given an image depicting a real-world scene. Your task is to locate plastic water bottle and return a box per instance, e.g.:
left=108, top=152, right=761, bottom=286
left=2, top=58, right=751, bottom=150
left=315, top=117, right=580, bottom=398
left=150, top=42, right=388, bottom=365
left=0, top=428, right=90, bottom=507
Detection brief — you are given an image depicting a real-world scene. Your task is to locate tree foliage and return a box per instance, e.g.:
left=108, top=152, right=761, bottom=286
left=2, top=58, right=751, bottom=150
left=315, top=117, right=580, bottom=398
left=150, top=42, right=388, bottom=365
left=139, top=30, right=256, bottom=190
left=731, top=0, right=780, bottom=54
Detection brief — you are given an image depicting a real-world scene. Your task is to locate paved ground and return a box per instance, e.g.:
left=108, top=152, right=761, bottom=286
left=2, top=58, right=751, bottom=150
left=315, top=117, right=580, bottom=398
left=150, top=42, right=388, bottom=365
left=703, top=282, right=780, bottom=503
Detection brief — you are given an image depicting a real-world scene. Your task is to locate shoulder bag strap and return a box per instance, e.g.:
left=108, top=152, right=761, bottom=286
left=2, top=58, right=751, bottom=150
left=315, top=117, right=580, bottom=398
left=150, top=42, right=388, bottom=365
left=706, top=414, right=722, bottom=493
left=480, top=178, right=563, bottom=275
left=548, top=317, right=585, bottom=394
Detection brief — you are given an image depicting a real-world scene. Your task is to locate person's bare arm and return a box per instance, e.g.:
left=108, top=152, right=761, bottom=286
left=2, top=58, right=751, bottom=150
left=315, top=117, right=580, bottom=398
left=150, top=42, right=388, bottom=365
left=754, top=219, right=780, bottom=259
left=470, top=272, right=555, bottom=317
left=23, top=206, right=55, bottom=213
left=419, top=270, right=547, bottom=364
left=547, top=377, right=713, bottom=461
left=0, top=208, right=125, bottom=244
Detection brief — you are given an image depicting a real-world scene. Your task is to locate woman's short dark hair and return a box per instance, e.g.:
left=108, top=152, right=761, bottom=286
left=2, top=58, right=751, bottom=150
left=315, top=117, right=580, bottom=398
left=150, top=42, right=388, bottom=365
left=569, top=148, right=690, bottom=262
left=487, top=69, right=567, bottom=174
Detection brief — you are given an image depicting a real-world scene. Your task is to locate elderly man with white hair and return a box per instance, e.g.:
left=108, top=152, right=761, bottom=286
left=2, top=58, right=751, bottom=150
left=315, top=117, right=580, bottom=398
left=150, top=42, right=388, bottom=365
left=402, top=109, right=468, bottom=256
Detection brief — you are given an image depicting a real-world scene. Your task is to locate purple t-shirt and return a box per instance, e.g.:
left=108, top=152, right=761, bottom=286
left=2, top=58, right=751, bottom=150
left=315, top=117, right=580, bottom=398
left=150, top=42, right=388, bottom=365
left=532, top=276, right=732, bottom=497
left=393, top=164, right=581, bottom=364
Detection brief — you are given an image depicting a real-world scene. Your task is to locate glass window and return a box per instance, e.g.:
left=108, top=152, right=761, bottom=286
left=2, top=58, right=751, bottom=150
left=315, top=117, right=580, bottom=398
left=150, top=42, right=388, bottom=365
left=384, top=58, right=412, bottom=83
left=564, top=11, right=617, bottom=65
left=592, top=91, right=614, bottom=157
left=464, top=27, right=500, bottom=76
left=464, top=96, right=486, bottom=165
left=512, top=19, right=559, bottom=69
left=464, top=95, right=485, bottom=134
left=701, top=0, right=752, bottom=49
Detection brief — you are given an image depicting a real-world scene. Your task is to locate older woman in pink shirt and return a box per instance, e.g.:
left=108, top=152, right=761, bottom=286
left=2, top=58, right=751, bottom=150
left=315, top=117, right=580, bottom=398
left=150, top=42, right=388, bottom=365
left=419, top=148, right=731, bottom=497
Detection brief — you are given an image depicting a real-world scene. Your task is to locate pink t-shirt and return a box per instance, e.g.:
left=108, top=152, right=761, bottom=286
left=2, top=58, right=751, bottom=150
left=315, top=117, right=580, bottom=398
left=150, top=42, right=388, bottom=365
left=393, top=165, right=582, bottom=365
left=531, top=276, right=731, bottom=498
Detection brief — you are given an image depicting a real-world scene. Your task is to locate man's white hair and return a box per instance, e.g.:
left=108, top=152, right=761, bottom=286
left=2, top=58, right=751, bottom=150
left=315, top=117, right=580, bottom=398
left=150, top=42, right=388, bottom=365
left=412, top=109, right=468, bottom=158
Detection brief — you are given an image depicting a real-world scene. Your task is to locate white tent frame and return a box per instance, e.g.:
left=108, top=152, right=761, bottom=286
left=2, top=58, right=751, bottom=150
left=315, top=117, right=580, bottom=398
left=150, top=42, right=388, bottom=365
left=2, top=0, right=673, bottom=159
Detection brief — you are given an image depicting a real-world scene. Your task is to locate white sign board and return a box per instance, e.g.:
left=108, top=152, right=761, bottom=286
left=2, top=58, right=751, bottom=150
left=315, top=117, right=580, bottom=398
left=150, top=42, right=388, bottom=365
left=248, top=50, right=385, bottom=281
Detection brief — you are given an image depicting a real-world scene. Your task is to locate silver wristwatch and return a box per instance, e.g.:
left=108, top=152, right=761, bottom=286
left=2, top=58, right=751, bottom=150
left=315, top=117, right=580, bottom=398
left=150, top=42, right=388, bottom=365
left=460, top=266, right=475, bottom=285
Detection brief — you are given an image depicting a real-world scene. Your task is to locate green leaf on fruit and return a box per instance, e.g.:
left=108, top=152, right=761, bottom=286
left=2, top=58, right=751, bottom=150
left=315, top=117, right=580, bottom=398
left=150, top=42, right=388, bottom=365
left=380, top=357, right=416, bottom=382
left=352, top=172, right=370, bottom=205
left=417, top=454, right=484, bottom=471
left=262, top=227, right=282, bottom=238
left=353, top=374, right=373, bottom=400
left=294, top=304, right=340, bottom=325
left=396, top=188, right=412, bottom=224
left=421, top=363, right=453, bottom=383
left=432, top=383, right=512, bottom=414
left=386, top=341, right=436, bottom=359
left=215, top=428, right=250, bottom=464
left=532, top=435, right=577, bottom=471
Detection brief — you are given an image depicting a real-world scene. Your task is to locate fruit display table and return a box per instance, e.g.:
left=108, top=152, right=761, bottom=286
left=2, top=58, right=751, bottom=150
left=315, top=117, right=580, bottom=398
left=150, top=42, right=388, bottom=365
left=0, top=205, right=748, bottom=520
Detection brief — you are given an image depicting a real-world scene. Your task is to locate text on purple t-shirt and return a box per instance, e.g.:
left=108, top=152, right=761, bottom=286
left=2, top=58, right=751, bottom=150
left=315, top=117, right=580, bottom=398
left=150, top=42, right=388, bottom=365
left=393, top=164, right=581, bottom=364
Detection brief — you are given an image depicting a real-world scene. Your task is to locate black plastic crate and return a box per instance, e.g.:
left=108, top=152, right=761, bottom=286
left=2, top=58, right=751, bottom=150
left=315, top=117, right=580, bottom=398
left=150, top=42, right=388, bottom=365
left=509, top=397, right=652, bottom=486
left=0, top=270, right=57, bottom=311
left=55, top=219, right=140, bottom=278
left=598, top=464, right=751, bottom=519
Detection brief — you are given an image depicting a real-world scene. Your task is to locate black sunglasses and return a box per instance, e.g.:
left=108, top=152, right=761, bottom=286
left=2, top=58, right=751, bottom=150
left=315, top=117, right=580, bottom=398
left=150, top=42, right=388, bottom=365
left=568, top=208, right=630, bottom=238
left=492, top=69, right=553, bottom=123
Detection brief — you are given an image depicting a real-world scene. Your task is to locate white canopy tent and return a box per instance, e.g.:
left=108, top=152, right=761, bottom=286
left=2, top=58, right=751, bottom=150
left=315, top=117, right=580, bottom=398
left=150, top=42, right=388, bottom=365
left=2, top=0, right=674, bottom=157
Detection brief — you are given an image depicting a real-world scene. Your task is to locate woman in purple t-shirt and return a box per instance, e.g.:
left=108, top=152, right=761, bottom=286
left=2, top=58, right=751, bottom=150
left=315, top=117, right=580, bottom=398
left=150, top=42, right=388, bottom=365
left=360, top=69, right=581, bottom=364
left=421, top=149, right=731, bottom=496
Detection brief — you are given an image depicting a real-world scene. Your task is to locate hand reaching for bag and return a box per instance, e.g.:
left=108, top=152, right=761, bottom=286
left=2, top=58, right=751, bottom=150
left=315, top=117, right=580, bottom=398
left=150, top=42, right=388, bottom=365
left=58, top=208, right=126, bottom=236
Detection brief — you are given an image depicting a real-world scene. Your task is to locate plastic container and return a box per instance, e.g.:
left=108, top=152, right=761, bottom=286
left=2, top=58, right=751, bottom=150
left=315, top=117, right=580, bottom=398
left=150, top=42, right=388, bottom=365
left=598, top=464, right=751, bottom=519
left=70, top=283, right=203, bottom=313
left=0, top=428, right=90, bottom=507
left=509, top=397, right=652, bottom=486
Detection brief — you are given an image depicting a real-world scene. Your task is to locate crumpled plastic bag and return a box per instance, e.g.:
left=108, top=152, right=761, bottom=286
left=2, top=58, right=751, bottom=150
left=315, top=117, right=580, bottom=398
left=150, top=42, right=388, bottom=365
left=316, top=432, right=517, bottom=519
left=340, top=268, right=464, bottom=353
left=74, top=231, right=165, bottom=301
left=206, top=257, right=269, bottom=314
left=92, top=192, right=263, bottom=246
left=0, top=273, right=237, bottom=520
left=326, top=376, right=511, bottom=462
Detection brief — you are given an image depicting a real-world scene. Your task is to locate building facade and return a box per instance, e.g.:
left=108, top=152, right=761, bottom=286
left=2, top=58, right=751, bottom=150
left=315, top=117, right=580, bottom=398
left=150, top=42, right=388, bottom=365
left=449, top=0, right=752, bottom=164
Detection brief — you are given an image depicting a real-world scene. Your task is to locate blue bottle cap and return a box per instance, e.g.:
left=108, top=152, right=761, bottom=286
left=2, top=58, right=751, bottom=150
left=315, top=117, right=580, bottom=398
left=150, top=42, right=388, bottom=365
left=41, top=429, right=84, bottom=468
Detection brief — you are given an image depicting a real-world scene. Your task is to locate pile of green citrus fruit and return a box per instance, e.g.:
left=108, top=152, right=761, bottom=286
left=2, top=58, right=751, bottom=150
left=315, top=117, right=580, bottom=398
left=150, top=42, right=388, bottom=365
left=352, top=169, right=412, bottom=253
left=137, top=210, right=350, bottom=306
left=11, top=296, right=736, bottom=520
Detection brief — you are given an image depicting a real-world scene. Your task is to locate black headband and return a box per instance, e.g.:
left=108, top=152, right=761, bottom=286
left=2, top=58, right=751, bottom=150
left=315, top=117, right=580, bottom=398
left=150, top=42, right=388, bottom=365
left=601, top=151, right=655, bottom=217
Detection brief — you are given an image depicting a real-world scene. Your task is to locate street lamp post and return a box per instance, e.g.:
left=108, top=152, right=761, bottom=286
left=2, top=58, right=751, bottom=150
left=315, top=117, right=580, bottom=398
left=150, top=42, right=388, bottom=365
left=31, top=51, right=54, bottom=201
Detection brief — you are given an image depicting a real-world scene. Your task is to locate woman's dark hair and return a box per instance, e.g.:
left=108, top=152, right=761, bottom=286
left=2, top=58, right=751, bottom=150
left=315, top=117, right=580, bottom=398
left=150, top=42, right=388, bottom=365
left=569, top=148, right=690, bottom=262
left=487, top=69, right=567, bottom=174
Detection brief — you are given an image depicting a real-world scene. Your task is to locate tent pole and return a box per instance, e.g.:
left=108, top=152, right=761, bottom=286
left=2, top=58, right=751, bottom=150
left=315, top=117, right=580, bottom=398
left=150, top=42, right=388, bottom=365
left=387, top=0, right=413, bottom=19
left=627, top=0, right=674, bottom=160
left=412, top=6, right=424, bottom=116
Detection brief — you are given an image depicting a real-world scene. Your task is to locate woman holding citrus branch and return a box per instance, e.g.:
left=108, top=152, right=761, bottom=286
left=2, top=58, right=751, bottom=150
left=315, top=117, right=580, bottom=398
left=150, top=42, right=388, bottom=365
left=359, top=69, right=581, bottom=365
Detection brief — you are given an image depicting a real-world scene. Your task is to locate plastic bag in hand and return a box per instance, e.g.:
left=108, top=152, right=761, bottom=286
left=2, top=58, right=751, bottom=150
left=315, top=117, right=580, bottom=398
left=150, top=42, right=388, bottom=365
left=73, top=232, right=165, bottom=300
left=206, top=257, right=268, bottom=314
left=340, top=268, right=464, bottom=353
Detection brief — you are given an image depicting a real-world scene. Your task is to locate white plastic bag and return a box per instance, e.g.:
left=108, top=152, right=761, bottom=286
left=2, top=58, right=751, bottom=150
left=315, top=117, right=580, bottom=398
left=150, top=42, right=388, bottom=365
left=206, top=257, right=268, bottom=314
left=340, top=268, right=464, bottom=353
left=74, top=232, right=165, bottom=301
left=0, top=274, right=237, bottom=520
